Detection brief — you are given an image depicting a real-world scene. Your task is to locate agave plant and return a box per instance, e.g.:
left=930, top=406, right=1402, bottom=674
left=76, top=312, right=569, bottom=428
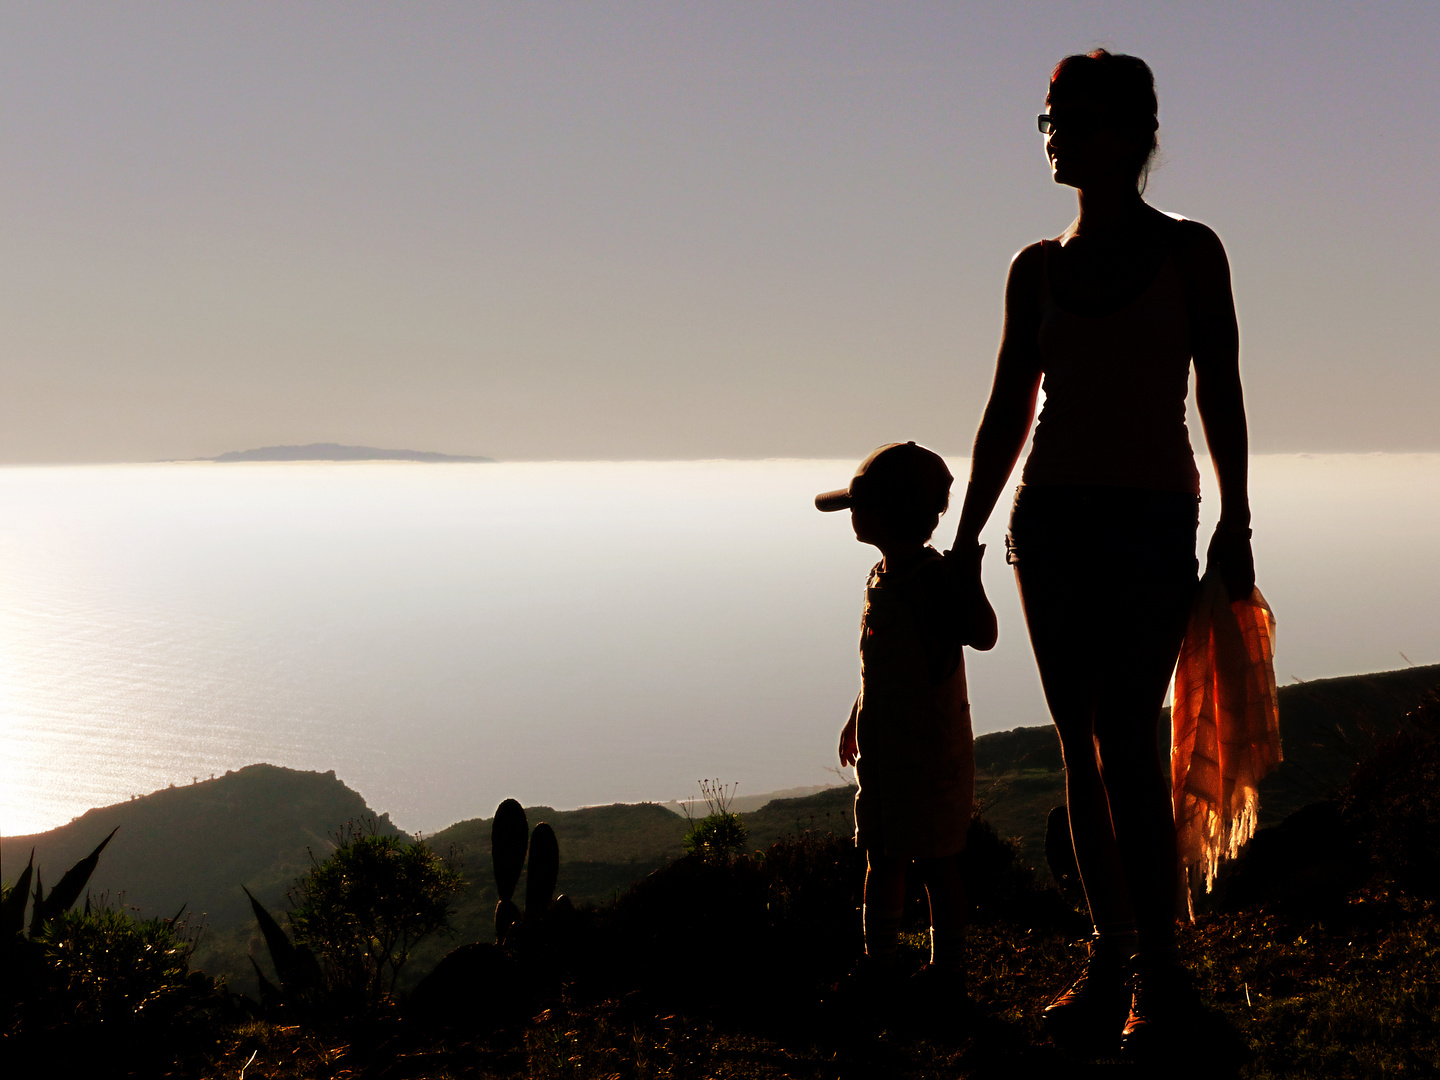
left=1, top=828, right=118, bottom=941
left=242, top=886, right=324, bottom=1007
left=3, top=828, right=228, bottom=1036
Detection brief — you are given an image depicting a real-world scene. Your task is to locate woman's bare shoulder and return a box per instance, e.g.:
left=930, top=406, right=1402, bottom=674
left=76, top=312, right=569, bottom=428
left=1012, top=238, right=1048, bottom=264
left=1159, top=215, right=1232, bottom=294
left=1169, top=216, right=1228, bottom=261
left=1006, top=240, right=1047, bottom=285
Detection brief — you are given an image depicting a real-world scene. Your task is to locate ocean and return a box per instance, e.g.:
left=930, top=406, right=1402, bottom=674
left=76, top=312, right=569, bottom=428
left=3, top=455, right=1437, bottom=837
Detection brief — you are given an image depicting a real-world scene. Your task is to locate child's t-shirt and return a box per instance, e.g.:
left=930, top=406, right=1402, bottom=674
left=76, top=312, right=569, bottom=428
left=853, top=547, right=975, bottom=860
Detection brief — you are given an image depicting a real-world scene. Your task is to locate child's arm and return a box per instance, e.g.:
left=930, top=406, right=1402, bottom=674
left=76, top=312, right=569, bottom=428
left=838, top=694, right=859, bottom=767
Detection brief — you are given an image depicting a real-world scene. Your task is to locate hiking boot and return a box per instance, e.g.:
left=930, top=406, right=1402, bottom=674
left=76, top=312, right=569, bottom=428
left=1041, top=948, right=1132, bottom=1053
left=1121, top=960, right=1203, bottom=1061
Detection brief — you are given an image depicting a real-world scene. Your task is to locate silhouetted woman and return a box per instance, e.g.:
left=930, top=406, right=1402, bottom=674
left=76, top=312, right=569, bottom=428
left=950, top=50, right=1254, bottom=1056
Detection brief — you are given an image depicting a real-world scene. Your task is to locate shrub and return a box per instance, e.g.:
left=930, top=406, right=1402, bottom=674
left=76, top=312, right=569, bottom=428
left=33, top=904, right=200, bottom=1024
left=5, top=884, right=233, bottom=1076
left=682, top=779, right=748, bottom=861
left=683, top=812, right=749, bottom=860
left=287, top=823, right=464, bottom=1001
left=2, top=828, right=226, bottom=1036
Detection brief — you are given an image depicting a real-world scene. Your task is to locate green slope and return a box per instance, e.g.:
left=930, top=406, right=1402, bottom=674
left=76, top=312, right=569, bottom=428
left=1252, top=663, right=1440, bottom=822
left=967, top=663, right=1440, bottom=880
left=0, top=763, right=407, bottom=927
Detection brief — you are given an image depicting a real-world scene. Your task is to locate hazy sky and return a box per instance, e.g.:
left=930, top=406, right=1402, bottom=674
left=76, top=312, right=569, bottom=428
left=3, top=3, right=1436, bottom=463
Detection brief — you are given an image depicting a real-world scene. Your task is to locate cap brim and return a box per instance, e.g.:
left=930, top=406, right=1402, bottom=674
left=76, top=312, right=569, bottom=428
left=815, top=488, right=852, bottom=512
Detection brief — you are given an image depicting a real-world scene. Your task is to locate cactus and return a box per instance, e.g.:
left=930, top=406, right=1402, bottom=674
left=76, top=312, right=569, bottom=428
left=491, top=799, right=529, bottom=944
left=494, top=898, right=521, bottom=945
left=491, top=799, right=529, bottom=902
left=525, top=823, right=559, bottom=917
left=489, top=801, right=565, bottom=944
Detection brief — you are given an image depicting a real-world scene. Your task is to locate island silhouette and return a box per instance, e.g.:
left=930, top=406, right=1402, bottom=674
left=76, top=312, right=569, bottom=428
left=207, top=443, right=493, bottom=463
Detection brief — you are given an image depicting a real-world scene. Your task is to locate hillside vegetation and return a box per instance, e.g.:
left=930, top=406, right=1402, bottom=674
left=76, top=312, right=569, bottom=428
left=970, top=663, right=1440, bottom=878
left=4, top=664, right=1434, bottom=998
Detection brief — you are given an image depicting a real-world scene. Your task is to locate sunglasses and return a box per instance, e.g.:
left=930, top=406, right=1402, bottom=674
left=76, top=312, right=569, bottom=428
left=1037, top=112, right=1103, bottom=139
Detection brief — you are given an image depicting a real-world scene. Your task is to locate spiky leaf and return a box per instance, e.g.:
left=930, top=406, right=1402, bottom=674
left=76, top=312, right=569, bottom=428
left=244, top=886, right=301, bottom=989
left=491, top=799, right=529, bottom=903
left=249, top=955, right=282, bottom=1005
left=36, top=827, right=118, bottom=924
left=28, top=869, right=44, bottom=938
left=525, top=822, right=559, bottom=916
left=1, top=850, right=33, bottom=936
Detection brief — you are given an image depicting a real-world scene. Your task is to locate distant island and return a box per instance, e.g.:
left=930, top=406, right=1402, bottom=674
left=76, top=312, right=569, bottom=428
left=209, top=443, right=494, bottom=463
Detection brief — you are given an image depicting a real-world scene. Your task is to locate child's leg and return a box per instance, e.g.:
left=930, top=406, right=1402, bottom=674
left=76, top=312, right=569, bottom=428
left=918, top=856, right=967, bottom=976
left=863, top=850, right=907, bottom=969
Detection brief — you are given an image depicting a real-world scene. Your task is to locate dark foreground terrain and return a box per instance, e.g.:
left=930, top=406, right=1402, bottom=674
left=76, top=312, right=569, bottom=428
left=4, top=667, right=1437, bottom=1078
left=197, top=884, right=1438, bottom=1080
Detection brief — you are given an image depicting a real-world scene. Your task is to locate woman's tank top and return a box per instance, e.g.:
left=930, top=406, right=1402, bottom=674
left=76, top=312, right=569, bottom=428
left=1022, top=234, right=1201, bottom=495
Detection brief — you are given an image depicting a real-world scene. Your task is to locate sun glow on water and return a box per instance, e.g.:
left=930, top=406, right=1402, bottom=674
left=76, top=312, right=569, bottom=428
left=2, top=455, right=1437, bottom=837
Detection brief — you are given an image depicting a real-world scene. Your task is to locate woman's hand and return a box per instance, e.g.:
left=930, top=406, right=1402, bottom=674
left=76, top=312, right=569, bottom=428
left=839, top=697, right=859, bottom=767
left=1206, top=525, right=1255, bottom=602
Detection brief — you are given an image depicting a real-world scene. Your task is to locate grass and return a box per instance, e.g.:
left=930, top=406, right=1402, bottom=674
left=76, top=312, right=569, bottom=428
left=1190, top=889, right=1440, bottom=1078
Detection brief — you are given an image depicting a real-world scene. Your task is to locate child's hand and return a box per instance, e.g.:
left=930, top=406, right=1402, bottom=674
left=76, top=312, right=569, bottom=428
left=839, top=698, right=859, bottom=767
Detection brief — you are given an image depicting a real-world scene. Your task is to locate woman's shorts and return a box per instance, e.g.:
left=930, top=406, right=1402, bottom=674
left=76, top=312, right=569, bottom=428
left=1006, top=483, right=1199, bottom=584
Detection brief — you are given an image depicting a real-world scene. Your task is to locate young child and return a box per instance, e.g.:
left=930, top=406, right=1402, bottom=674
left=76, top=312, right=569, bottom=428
left=816, top=441, right=980, bottom=1000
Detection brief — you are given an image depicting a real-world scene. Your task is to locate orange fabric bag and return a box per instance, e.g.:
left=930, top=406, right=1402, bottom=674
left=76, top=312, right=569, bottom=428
left=1171, top=573, right=1281, bottom=917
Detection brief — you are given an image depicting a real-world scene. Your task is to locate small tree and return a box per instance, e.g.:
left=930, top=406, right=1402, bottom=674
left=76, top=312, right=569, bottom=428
left=288, top=823, right=463, bottom=1001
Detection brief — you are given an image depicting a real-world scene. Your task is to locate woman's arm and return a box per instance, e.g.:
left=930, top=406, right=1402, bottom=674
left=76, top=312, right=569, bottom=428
left=1181, top=221, right=1256, bottom=598
left=952, top=244, right=1046, bottom=549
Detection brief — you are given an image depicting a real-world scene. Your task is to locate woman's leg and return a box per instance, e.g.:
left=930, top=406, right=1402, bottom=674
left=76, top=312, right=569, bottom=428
left=1018, top=557, right=1138, bottom=1046
left=1015, top=561, right=1134, bottom=930
left=1091, top=568, right=1193, bottom=957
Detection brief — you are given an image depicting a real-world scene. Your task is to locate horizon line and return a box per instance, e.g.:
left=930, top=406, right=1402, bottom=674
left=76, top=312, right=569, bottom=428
left=6, top=449, right=1440, bottom=468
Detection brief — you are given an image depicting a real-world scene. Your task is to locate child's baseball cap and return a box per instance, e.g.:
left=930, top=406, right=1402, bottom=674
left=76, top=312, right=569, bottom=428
left=814, top=441, right=953, bottom=514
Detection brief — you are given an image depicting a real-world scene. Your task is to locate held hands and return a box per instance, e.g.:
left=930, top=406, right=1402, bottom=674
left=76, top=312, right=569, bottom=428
left=1206, top=524, right=1256, bottom=602
left=944, top=542, right=998, bottom=651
